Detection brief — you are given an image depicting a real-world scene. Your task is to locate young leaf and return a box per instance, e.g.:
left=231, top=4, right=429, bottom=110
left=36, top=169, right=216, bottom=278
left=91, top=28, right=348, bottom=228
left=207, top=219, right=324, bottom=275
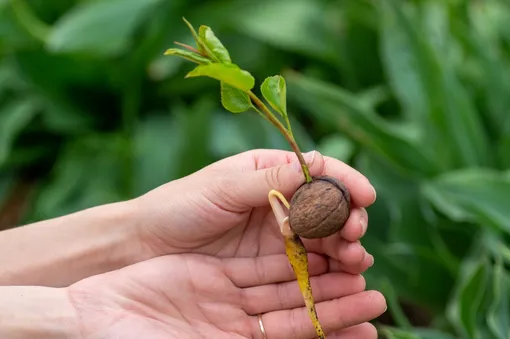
left=182, top=17, right=206, bottom=55
left=261, top=75, right=287, bottom=116
left=198, top=25, right=231, bottom=63
left=163, top=48, right=212, bottom=65
left=220, top=82, right=252, bottom=113
left=185, top=63, right=255, bottom=91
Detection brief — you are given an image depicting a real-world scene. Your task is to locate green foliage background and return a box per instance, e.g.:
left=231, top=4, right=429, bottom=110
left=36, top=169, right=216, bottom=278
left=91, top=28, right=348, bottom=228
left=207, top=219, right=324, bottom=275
left=1, top=0, right=510, bottom=338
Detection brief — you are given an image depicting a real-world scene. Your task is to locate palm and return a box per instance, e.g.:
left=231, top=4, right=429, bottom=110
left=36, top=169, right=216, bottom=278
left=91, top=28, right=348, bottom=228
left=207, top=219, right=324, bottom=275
left=69, top=254, right=384, bottom=339
left=70, top=255, right=250, bottom=338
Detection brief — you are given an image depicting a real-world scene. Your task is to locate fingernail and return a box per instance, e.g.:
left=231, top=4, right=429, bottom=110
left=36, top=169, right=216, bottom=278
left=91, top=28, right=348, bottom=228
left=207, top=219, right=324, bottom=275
left=292, top=150, right=316, bottom=172
left=360, top=214, right=367, bottom=235
left=371, top=185, right=377, bottom=203
left=368, top=254, right=374, bottom=267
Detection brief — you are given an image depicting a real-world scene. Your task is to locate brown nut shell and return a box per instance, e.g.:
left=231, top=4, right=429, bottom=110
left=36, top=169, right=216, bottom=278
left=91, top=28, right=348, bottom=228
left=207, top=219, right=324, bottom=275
left=288, top=175, right=351, bottom=239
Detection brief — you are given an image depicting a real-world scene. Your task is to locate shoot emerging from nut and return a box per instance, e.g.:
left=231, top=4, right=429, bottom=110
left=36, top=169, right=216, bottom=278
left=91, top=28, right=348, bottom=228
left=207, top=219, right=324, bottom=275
left=164, top=18, right=352, bottom=338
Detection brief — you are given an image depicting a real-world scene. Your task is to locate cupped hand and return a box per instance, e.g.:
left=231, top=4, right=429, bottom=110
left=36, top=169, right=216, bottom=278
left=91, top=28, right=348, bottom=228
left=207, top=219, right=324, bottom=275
left=69, top=252, right=386, bottom=339
left=134, top=149, right=377, bottom=275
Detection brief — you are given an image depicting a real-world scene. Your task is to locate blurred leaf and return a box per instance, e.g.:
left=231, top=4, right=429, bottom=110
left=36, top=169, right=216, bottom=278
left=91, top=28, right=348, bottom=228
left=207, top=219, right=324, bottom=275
left=464, top=4, right=510, bottom=141
left=379, top=0, right=491, bottom=169
left=379, top=1, right=426, bottom=122
left=230, top=0, right=337, bottom=62
left=486, top=256, right=510, bottom=339
left=133, top=114, right=180, bottom=196
left=379, top=278, right=413, bottom=329
left=210, top=112, right=264, bottom=157
left=261, top=75, right=287, bottom=117
left=0, top=99, right=39, bottom=167
left=380, top=326, right=457, bottom=339
left=422, top=169, right=510, bottom=235
left=356, top=85, right=391, bottom=110
left=10, top=0, right=51, bottom=42
left=446, top=246, right=490, bottom=339
left=286, top=71, right=441, bottom=176
left=185, top=63, right=255, bottom=91
left=220, top=82, right=252, bottom=113
left=173, top=98, right=215, bottom=178
left=28, top=134, right=126, bottom=220
left=0, top=5, right=37, bottom=50
left=198, top=25, right=231, bottom=63
left=316, top=134, right=354, bottom=163
left=357, top=151, right=457, bottom=310
left=47, top=0, right=165, bottom=56
left=0, top=174, right=13, bottom=208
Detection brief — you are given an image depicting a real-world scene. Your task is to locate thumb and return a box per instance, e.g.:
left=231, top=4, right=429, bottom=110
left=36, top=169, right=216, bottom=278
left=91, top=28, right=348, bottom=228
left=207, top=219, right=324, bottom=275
left=221, top=151, right=325, bottom=210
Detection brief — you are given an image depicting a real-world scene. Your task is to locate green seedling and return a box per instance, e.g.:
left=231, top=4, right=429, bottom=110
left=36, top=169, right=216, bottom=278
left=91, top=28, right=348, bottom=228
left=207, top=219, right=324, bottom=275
left=164, top=18, right=352, bottom=339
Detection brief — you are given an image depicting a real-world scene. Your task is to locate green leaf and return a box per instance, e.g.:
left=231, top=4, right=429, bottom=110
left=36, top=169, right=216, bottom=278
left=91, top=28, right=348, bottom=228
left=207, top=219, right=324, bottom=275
left=261, top=75, right=287, bottom=117
left=285, top=71, right=441, bottom=176
left=487, top=256, right=510, bottom=339
left=379, top=1, right=491, bottom=169
left=422, top=169, right=510, bottom=235
left=182, top=17, right=206, bottom=55
left=380, top=326, right=457, bottom=339
left=446, top=247, right=490, bottom=339
left=46, top=0, right=164, bottom=56
left=0, top=99, right=39, bottom=167
left=163, top=48, right=212, bottom=64
left=26, top=134, right=126, bottom=221
left=185, top=63, right=255, bottom=91
left=316, top=134, right=354, bottom=163
left=198, top=25, right=231, bottom=63
left=173, top=98, right=215, bottom=178
left=133, top=114, right=181, bottom=196
left=220, top=82, right=252, bottom=113
left=229, top=0, right=337, bottom=62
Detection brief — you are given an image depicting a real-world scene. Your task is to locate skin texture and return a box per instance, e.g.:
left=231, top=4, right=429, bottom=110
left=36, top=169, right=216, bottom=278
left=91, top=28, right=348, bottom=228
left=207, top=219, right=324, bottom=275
left=69, top=253, right=386, bottom=339
left=135, top=149, right=376, bottom=275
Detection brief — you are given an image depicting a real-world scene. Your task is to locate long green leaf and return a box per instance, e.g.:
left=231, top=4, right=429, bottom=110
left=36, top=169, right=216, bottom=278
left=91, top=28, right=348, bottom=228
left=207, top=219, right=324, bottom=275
left=446, top=247, right=490, bottom=339
left=185, top=63, right=255, bottom=91
left=47, top=0, right=164, bottom=56
left=380, top=326, right=457, bottom=339
left=286, top=71, right=441, bottom=176
left=379, top=0, right=491, bottom=169
left=487, top=256, right=510, bottom=339
left=422, top=169, right=510, bottom=235
left=0, top=99, right=39, bottom=167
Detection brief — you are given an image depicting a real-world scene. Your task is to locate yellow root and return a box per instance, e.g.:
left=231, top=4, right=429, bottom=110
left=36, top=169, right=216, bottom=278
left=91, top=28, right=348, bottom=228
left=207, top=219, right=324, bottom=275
left=268, top=189, right=326, bottom=339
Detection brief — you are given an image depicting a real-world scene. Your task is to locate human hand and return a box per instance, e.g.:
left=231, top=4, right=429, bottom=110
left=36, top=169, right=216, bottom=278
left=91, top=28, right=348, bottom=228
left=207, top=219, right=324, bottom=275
left=69, top=252, right=386, bottom=339
left=135, top=149, right=377, bottom=275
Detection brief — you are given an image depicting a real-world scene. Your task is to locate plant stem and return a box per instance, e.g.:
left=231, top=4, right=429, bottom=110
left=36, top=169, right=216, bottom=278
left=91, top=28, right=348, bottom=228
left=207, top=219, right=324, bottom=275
left=248, top=91, right=312, bottom=183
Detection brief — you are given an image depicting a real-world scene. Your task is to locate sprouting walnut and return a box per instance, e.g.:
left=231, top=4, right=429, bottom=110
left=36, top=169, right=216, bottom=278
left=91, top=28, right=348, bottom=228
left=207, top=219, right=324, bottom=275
left=288, top=175, right=351, bottom=239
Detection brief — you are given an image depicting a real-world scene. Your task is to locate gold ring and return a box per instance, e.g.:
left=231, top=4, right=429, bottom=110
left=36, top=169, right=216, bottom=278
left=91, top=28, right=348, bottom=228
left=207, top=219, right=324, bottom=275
left=258, top=314, right=267, bottom=338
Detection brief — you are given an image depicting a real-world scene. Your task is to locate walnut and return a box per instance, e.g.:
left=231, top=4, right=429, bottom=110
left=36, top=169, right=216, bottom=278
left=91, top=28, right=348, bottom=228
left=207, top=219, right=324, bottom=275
left=288, top=175, right=351, bottom=239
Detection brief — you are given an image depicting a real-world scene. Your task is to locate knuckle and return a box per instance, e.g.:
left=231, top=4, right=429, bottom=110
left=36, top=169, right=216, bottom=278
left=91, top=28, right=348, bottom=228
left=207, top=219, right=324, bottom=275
left=265, top=165, right=283, bottom=189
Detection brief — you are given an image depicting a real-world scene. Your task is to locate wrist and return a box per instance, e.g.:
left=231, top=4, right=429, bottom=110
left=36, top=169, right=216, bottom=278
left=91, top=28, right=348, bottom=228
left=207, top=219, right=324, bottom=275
left=0, top=286, right=78, bottom=339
